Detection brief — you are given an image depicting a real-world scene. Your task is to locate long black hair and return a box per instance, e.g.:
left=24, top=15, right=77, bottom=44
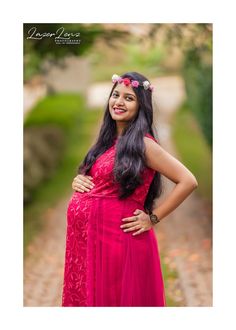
left=78, top=72, right=162, bottom=213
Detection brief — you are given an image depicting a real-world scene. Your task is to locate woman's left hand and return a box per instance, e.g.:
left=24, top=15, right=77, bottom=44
left=120, top=209, right=153, bottom=236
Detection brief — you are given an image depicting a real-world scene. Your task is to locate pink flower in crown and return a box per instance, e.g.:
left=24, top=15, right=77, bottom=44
left=149, top=85, right=154, bottom=91
left=131, top=80, right=140, bottom=88
left=118, top=77, right=123, bottom=83
left=123, top=78, right=131, bottom=86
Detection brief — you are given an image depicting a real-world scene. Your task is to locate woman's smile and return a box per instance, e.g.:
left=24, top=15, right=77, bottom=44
left=113, top=106, right=127, bottom=115
left=109, top=83, right=139, bottom=125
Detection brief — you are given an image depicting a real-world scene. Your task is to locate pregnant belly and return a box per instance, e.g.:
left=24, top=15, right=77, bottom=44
left=67, top=191, right=157, bottom=252
left=67, top=192, right=154, bottom=237
left=67, top=192, right=93, bottom=221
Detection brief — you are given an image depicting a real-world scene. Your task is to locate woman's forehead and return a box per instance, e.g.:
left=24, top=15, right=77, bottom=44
left=113, top=83, right=136, bottom=96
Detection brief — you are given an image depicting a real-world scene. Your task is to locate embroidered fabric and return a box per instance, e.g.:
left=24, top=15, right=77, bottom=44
left=62, top=134, right=166, bottom=306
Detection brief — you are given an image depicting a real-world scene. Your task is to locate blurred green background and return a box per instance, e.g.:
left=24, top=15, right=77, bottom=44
left=23, top=23, right=212, bottom=307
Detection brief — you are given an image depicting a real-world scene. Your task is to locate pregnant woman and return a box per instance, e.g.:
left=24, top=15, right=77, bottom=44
left=62, top=72, right=198, bottom=307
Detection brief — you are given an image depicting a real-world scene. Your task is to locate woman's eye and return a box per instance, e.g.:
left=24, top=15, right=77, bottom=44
left=111, top=93, right=133, bottom=101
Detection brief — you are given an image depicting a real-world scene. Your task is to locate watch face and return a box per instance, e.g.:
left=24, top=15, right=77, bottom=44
left=150, top=214, right=159, bottom=224
left=150, top=214, right=158, bottom=223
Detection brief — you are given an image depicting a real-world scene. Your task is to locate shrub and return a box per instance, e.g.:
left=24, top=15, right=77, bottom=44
left=182, top=48, right=212, bottom=147
left=24, top=125, right=65, bottom=203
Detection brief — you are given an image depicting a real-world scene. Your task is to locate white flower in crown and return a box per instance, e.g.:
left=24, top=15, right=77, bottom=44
left=143, top=80, right=150, bottom=90
left=112, top=74, right=120, bottom=83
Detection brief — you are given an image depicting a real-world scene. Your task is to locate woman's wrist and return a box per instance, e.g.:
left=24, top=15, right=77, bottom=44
left=149, top=211, right=161, bottom=225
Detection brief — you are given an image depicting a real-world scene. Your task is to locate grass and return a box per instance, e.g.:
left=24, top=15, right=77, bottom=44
left=172, top=104, right=212, bottom=202
left=160, top=254, right=182, bottom=307
left=24, top=93, right=103, bottom=254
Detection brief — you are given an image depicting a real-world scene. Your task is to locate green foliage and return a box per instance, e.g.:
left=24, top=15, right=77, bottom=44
left=24, top=125, right=65, bottom=203
left=182, top=49, right=212, bottom=146
left=156, top=24, right=212, bottom=146
left=24, top=93, right=84, bottom=129
left=24, top=93, right=103, bottom=252
left=123, top=42, right=165, bottom=72
left=24, top=52, right=42, bottom=82
left=24, top=93, right=102, bottom=201
left=160, top=254, right=182, bottom=306
left=91, top=36, right=166, bottom=82
left=24, top=23, right=127, bottom=82
left=172, top=104, right=212, bottom=202
left=24, top=94, right=86, bottom=202
left=24, top=24, right=104, bottom=58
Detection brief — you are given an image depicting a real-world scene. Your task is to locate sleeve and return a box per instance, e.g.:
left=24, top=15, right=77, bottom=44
left=144, top=133, right=158, bottom=143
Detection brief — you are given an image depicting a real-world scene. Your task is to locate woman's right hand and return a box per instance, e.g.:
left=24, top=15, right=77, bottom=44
left=72, top=174, right=95, bottom=193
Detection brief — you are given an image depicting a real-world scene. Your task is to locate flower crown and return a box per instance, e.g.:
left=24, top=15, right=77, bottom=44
left=112, top=74, right=154, bottom=92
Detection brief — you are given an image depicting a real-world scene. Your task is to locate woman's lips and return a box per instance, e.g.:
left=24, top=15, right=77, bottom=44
left=113, top=107, right=127, bottom=115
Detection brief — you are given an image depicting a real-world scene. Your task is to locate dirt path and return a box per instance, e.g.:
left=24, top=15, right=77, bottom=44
left=24, top=199, right=67, bottom=306
left=152, top=76, right=212, bottom=306
left=24, top=76, right=212, bottom=306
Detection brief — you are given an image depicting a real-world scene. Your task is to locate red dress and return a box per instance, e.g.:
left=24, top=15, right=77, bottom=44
left=62, top=134, right=166, bottom=306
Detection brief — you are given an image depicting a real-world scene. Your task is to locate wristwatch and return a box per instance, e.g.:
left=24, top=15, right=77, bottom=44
left=149, top=212, right=160, bottom=225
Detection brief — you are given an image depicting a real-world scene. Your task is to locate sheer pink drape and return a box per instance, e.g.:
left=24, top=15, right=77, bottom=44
left=62, top=134, right=166, bottom=307
left=86, top=197, right=165, bottom=306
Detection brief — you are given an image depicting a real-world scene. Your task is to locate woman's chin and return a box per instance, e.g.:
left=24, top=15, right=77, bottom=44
left=110, top=112, right=129, bottom=120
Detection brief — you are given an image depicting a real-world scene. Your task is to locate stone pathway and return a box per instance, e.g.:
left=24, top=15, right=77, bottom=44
left=24, top=76, right=212, bottom=306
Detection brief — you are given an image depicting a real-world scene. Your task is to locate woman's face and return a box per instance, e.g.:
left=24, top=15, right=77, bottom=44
left=109, top=83, right=139, bottom=123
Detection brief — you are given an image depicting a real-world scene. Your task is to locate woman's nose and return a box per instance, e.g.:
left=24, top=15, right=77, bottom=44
left=115, top=96, right=125, bottom=105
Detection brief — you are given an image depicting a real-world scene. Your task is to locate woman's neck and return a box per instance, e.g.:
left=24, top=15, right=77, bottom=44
left=116, top=123, right=127, bottom=137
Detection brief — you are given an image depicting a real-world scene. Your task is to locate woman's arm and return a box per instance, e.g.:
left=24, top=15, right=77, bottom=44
left=144, top=137, right=198, bottom=222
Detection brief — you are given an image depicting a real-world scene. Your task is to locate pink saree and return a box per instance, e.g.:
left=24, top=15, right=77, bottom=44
left=62, top=134, right=166, bottom=306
